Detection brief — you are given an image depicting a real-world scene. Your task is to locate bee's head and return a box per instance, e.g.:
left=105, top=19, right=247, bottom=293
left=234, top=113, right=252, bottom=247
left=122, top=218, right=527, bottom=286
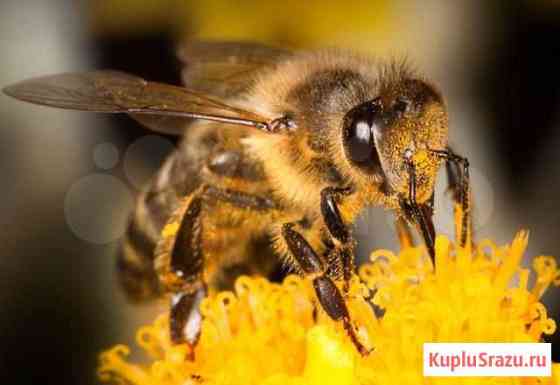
left=342, top=78, right=448, bottom=203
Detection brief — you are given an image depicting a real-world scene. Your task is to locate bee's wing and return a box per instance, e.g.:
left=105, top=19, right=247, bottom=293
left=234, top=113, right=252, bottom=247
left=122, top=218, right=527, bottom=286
left=2, top=71, right=272, bottom=135
left=178, top=40, right=292, bottom=98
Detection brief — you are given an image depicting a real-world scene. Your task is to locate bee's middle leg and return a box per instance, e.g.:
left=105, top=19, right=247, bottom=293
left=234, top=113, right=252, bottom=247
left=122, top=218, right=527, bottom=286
left=320, top=187, right=355, bottom=294
left=281, top=221, right=368, bottom=356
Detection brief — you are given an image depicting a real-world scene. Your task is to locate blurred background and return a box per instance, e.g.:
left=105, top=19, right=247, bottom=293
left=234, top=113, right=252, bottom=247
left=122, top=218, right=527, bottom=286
left=0, top=1, right=558, bottom=384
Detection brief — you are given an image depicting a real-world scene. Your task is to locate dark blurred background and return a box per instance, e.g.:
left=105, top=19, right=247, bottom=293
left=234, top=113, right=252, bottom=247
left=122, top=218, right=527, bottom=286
left=1, top=1, right=559, bottom=384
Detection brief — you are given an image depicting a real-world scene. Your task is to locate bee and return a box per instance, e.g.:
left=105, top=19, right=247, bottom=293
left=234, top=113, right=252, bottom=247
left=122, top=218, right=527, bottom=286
left=3, top=41, right=470, bottom=355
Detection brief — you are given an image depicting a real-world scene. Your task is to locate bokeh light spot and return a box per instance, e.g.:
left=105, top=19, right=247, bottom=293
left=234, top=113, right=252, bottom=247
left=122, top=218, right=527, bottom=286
left=64, top=174, right=133, bottom=244
left=123, top=135, right=174, bottom=189
left=93, top=142, right=119, bottom=170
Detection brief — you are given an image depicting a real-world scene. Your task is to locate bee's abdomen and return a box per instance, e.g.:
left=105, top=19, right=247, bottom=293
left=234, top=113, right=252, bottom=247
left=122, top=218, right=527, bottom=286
left=118, top=216, right=162, bottom=301
left=118, top=151, right=193, bottom=302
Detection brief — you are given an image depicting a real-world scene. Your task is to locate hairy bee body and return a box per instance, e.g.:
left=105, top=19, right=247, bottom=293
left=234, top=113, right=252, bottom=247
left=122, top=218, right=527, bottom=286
left=120, top=121, right=278, bottom=299
left=4, top=42, right=465, bottom=354
left=119, top=51, right=415, bottom=301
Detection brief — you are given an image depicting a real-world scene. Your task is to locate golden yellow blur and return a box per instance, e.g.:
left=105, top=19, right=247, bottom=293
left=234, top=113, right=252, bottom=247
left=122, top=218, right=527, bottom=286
left=89, top=0, right=394, bottom=52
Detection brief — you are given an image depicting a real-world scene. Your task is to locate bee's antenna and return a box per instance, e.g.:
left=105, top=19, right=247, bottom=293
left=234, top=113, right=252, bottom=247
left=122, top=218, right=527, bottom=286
left=400, top=150, right=436, bottom=263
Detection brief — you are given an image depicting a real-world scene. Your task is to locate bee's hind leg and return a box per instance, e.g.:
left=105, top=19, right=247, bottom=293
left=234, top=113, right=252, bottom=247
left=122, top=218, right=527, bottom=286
left=169, top=285, right=207, bottom=346
left=155, top=185, right=278, bottom=347
left=155, top=192, right=207, bottom=347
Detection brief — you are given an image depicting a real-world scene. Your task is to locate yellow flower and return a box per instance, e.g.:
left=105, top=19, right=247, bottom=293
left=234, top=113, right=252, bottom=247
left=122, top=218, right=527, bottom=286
left=98, top=230, right=560, bottom=385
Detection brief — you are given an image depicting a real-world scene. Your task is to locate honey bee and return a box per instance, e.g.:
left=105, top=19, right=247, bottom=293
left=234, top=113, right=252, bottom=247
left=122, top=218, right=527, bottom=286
left=3, top=41, right=470, bottom=355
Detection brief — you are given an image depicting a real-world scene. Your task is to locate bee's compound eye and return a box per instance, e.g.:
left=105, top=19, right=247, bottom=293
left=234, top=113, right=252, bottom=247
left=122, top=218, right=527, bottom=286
left=342, top=101, right=383, bottom=174
left=346, top=120, right=373, bottom=162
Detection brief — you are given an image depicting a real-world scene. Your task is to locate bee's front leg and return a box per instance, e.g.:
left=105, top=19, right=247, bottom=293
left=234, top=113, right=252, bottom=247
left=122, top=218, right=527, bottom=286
left=395, top=216, right=414, bottom=249
left=432, top=147, right=472, bottom=246
left=281, top=222, right=368, bottom=355
left=445, top=148, right=471, bottom=246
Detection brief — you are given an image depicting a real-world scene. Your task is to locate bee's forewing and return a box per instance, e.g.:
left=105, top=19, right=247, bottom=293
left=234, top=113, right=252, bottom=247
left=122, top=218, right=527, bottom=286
left=178, top=40, right=292, bottom=98
left=2, top=71, right=271, bottom=135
